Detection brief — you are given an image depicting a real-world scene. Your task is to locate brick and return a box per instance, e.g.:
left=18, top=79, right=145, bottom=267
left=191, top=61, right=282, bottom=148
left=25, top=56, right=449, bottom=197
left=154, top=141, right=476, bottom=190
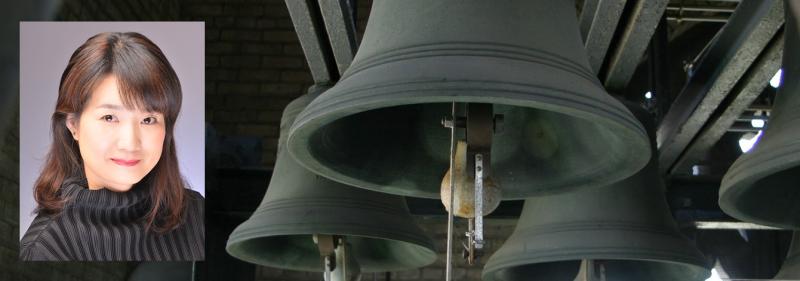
left=275, top=19, right=295, bottom=29
left=259, top=83, right=303, bottom=96
left=263, top=31, right=298, bottom=43
left=216, top=111, right=254, bottom=123
left=256, top=266, right=283, bottom=278
left=185, top=4, right=223, bottom=16
left=392, top=269, right=421, bottom=280
left=263, top=5, right=289, bottom=18
left=256, top=19, right=277, bottom=29
left=256, top=111, right=283, bottom=123
left=241, top=43, right=283, bottom=55
left=422, top=268, right=443, bottom=280
left=224, top=4, right=264, bottom=17
left=220, top=55, right=261, bottom=68
left=206, top=27, right=220, bottom=41
left=207, top=69, right=238, bottom=81
left=221, top=29, right=261, bottom=42
left=280, top=71, right=313, bottom=83
left=282, top=43, right=304, bottom=55
left=235, top=18, right=256, bottom=28
left=207, top=42, right=237, bottom=54
left=214, top=16, right=236, bottom=28
left=238, top=69, right=281, bottom=82
left=237, top=124, right=279, bottom=137
left=262, top=56, right=304, bottom=69
left=206, top=55, right=220, bottom=68
left=218, top=82, right=259, bottom=95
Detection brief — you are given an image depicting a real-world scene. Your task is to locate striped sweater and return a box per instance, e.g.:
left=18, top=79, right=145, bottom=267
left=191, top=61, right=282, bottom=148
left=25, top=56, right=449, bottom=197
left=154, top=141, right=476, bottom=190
left=20, top=178, right=204, bottom=261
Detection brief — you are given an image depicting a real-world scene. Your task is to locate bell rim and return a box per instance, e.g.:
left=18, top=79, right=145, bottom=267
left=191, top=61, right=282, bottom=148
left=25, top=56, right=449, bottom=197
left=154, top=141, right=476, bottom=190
left=482, top=254, right=710, bottom=281
left=719, top=139, right=800, bottom=229
left=482, top=221, right=710, bottom=280
left=287, top=80, right=651, bottom=199
left=226, top=226, right=438, bottom=272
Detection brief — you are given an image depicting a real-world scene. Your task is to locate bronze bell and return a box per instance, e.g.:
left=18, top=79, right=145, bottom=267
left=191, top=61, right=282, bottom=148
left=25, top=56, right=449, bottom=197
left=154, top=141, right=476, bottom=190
left=286, top=0, right=650, bottom=199
left=775, top=231, right=800, bottom=280
left=482, top=104, right=710, bottom=281
left=719, top=0, right=800, bottom=229
left=226, top=86, right=437, bottom=273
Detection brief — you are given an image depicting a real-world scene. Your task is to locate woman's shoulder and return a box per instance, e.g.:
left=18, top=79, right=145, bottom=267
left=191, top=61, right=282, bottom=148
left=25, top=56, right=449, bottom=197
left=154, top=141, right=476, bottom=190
left=182, top=188, right=205, bottom=220
left=20, top=213, right=65, bottom=261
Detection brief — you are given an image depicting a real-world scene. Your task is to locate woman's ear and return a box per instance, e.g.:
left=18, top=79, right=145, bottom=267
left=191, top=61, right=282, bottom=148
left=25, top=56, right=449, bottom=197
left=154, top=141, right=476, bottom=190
left=65, top=114, right=79, bottom=141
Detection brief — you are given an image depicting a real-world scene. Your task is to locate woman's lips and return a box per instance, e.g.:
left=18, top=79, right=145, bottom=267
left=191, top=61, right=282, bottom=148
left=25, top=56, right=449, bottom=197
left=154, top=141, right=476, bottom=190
left=111, top=158, right=140, bottom=166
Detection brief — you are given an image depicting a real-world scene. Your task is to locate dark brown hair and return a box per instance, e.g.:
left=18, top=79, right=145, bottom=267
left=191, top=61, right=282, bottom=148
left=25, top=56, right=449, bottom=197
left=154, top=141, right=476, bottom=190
left=34, top=32, right=186, bottom=233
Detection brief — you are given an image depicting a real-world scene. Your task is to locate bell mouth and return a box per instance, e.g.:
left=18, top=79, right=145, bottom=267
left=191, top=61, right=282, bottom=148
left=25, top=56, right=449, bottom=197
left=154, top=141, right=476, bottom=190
left=226, top=234, right=438, bottom=273
left=288, top=96, right=650, bottom=199
left=720, top=163, right=800, bottom=229
left=482, top=259, right=710, bottom=281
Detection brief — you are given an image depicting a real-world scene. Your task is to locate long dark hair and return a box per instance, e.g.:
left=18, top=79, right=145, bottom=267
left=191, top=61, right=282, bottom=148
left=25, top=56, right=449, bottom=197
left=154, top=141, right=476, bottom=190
left=34, top=32, right=186, bottom=233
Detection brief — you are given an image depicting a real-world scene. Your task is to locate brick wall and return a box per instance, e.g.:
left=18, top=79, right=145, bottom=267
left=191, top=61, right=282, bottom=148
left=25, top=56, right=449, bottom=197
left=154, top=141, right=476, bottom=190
left=181, top=0, right=314, bottom=168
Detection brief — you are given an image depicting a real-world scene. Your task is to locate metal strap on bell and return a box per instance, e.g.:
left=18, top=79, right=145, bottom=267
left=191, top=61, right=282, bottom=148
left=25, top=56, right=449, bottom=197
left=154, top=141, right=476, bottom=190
left=226, top=86, right=437, bottom=273
left=719, top=0, right=800, bottom=229
left=286, top=0, right=651, bottom=199
left=775, top=231, right=800, bottom=280
left=482, top=103, right=710, bottom=281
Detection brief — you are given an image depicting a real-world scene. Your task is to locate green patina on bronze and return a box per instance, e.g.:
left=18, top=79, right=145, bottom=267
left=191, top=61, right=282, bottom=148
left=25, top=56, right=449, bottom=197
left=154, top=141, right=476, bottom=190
left=226, top=87, right=437, bottom=272
left=482, top=104, right=710, bottom=281
left=286, top=0, right=651, bottom=199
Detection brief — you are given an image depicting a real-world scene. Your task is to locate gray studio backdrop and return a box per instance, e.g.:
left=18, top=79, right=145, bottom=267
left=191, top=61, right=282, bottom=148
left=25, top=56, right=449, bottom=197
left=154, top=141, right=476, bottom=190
left=19, top=22, right=205, bottom=240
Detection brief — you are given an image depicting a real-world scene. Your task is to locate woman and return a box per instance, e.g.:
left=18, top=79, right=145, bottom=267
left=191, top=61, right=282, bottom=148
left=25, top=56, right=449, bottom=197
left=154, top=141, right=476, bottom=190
left=20, top=32, right=204, bottom=261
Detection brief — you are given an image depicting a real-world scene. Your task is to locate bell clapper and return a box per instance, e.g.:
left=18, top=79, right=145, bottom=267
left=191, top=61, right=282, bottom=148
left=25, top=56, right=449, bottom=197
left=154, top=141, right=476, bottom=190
left=441, top=103, right=504, bottom=270
left=574, top=259, right=607, bottom=281
left=314, top=234, right=337, bottom=281
left=314, top=235, right=362, bottom=281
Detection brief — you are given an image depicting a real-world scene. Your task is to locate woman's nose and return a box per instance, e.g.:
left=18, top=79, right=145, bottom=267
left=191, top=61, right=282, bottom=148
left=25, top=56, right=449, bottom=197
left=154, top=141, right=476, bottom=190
left=117, top=121, right=142, bottom=151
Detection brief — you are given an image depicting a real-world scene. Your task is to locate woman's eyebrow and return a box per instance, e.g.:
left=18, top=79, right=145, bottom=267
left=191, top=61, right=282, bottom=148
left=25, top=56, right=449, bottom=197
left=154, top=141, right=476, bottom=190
left=95, top=103, right=124, bottom=110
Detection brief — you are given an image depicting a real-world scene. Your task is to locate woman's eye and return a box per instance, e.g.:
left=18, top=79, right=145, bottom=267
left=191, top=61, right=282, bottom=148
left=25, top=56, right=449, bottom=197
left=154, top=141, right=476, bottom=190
left=142, top=117, right=158, bottom=125
left=101, top=115, right=116, bottom=122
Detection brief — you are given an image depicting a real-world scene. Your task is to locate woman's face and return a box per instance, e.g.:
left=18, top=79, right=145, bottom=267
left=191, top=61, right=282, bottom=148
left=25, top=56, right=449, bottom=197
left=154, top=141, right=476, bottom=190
left=66, top=75, right=166, bottom=192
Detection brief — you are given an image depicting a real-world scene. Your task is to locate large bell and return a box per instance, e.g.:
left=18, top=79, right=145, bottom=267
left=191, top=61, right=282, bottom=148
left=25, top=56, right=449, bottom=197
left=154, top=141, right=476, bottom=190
left=719, top=0, right=800, bottom=229
left=482, top=104, right=710, bottom=281
left=775, top=231, right=800, bottom=280
left=226, top=86, right=437, bottom=272
left=286, top=0, right=651, bottom=199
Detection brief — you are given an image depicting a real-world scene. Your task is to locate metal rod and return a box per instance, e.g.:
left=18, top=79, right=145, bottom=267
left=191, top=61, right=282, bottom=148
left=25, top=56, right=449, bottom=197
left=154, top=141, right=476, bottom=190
left=445, top=102, right=457, bottom=281
left=474, top=153, right=484, bottom=249
left=667, top=15, right=729, bottom=22
left=666, top=5, right=737, bottom=13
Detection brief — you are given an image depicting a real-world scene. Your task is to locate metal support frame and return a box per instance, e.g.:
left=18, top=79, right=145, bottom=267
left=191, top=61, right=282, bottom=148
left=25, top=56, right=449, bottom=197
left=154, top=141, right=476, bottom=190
left=285, top=0, right=337, bottom=84
left=318, top=0, right=358, bottom=75
left=603, top=0, right=669, bottom=92
left=672, top=31, right=784, bottom=175
left=657, top=0, right=784, bottom=175
left=581, top=0, right=627, bottom=74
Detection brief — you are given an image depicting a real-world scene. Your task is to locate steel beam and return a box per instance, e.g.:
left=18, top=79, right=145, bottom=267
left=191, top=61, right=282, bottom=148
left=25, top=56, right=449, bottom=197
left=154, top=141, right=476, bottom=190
left=578, top=0, right=600, bottom=42
left=582, top=0, right=627, bottom=74
left=285, top=0, right=336, bottom=84
left=672, top=31, right=784, bottom=175
left=318, top=0, right=358, bottom=76
left=603, top=0, right=669, bottom=92
left=656, top=0, right=784, bottom=175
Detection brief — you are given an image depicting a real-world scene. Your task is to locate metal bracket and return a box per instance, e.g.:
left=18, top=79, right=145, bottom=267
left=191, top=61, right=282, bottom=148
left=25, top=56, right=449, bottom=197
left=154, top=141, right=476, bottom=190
left=314, top=234, right=337, bottom=280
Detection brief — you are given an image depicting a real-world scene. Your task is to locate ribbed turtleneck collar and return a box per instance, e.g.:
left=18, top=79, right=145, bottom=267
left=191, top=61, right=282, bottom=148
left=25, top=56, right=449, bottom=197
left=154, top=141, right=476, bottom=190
left=58, top=177, right=152, bottom=222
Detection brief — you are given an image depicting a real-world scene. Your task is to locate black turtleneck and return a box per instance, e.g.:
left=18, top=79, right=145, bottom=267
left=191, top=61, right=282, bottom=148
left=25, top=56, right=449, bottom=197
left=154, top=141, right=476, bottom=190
left=20, top=178, right=204, bottom=261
